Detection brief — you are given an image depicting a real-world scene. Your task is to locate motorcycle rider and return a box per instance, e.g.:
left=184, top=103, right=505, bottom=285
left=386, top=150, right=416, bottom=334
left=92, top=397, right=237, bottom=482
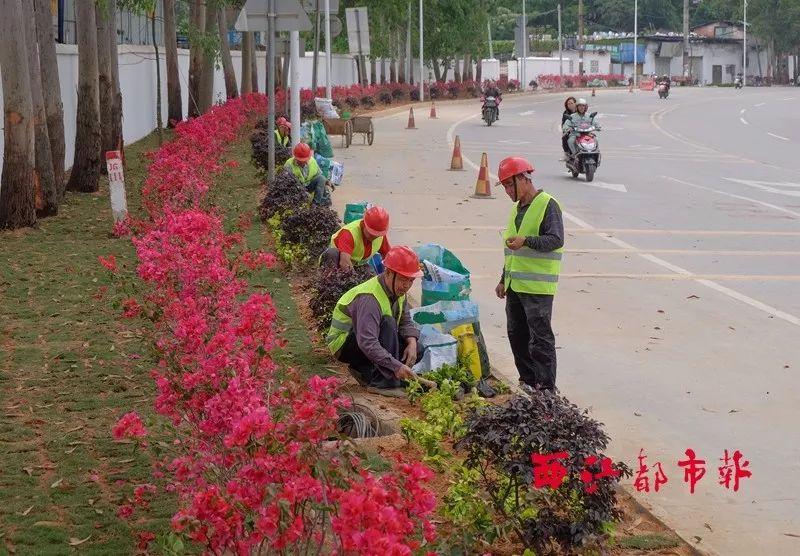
left=562, top=98, right=599, bottom=156
left=483, top=80, right=503, bottom=119
left=561, top=97, right=577, bottom=157
left=659, top=75, right=670, bottom=91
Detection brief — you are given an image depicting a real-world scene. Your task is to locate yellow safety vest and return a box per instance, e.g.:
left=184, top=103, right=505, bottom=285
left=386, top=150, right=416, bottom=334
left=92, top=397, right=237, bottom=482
left=503, top=192, right=563, bottom=295
left=330, top=220, right=385, bottom=265
left=284, top=157, right=320, bottom=185
left=275, top=129, right=290, bottom=147
left=326, top=276, right=405, bottom=354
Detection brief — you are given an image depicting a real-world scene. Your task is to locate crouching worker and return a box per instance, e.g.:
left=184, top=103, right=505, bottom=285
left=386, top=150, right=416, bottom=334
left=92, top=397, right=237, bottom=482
left=284, top=143, right=331, bottom=206
left=321, top=206, right=391, bottom=270
left=327, top=246, right=424, bottom=395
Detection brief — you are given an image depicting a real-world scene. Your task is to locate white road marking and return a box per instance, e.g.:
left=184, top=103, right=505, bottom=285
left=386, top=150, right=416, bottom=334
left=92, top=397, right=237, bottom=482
left=597, top=113, right=629, bottom=117
left=519, top=110, right=536, bottom=116
left=723, top=177, right=800, bottom=198
left=498, top=139, right=531, bottom=144
left=665, top=176, right=800, bottom=217
left=586, top=181, right=628, bottom=193
left=740, top=108, right=747, bottom=115
left=447, top=111, right=800, bottom=327
left=627, top=144, right=662, bottom=150
left=782, top=97, right=796, bottom=101
left=755, top=102, right=766, bottom=107
left=767, top=132, right=790, bottom=141
left=740, top=117, right=749, bottom=125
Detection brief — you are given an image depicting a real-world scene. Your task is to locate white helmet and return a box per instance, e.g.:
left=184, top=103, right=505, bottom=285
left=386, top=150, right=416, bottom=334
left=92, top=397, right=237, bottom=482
left=577, top=98, right=588, bottom=106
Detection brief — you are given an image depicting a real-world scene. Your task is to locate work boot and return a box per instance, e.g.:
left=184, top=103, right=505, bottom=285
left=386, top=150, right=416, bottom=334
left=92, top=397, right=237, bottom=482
left=476, top=379, right=497, bottom=398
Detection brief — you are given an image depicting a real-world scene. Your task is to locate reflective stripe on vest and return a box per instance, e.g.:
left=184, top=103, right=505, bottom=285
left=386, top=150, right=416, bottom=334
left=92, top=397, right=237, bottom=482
left=275, top=129, right=290, bottom=147
left=326, top=276, right=405, bottom=354
left=503, top=192, right=563, bottom=295
left=330, top=220, right=384, bottom=265
left=284, top=157, right=320, bottom=184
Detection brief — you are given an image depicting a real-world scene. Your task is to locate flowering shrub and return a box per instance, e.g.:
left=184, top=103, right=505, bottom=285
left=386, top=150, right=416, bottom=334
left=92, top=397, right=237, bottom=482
left=307, top=265, right=375, bottom=332
left=112, top=93, right=437, bottom=553
left=250, top=130, right=292, bottom=171
left=537, top=73, right=626, bottom=89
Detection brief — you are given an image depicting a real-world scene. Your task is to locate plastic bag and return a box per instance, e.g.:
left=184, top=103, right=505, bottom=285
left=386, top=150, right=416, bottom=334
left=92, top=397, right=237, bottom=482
left=330, top=161, right=344, bottom=186
left=311, top=121, right=334, bottom=158
left=412, top=325, right=458, bottom=374
left=343, top=201, right=370, bottom=224
left=413, top=243, right=471, bottom=306
left=314, top=97, right=339, bottom=118
left=410, top=301, right=491, bottom=380
left=314, top=153, right=333, bottom=179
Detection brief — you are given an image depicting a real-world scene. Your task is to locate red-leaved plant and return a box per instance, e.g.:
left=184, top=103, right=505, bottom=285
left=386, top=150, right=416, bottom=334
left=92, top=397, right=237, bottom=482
left=110, top=94, right=437, bottom=554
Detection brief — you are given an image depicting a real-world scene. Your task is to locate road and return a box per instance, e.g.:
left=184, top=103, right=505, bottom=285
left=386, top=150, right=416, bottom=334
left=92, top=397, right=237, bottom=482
left=332, top=86, right=800, bottom=555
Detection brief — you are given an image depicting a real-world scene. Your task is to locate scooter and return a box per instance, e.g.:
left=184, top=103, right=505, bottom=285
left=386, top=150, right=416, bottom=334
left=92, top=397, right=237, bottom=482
left=658, top=83, right=669, bottom=99
left=481, top=96, right=499, bottom=126
left=734, top=75, right=743, bottom=89
left=565, top=112, right=601, bottom=182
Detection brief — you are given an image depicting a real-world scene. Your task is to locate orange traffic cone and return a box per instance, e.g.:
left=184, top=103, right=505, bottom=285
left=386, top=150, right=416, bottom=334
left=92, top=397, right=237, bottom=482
left=591, top=87, right=596, bottom=97
left=429, top=102, right=438, bottom=118
left=449, top=136, right=464, bottom=171
left=406, top=107, right=417, bottom=129
left=472, top=153, right=492, bottom=198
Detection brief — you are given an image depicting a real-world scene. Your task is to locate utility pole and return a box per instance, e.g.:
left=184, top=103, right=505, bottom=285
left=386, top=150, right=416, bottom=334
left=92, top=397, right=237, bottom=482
left=267, top=0, right=276, bottom=181
left=325, top=0, right=332, bottom=99
left=557, top=3, right=562, bottom=80
left=407, top=1, right=412, bottom=84
left=488, top=19, right=493, bottom=59
left=312, top=0, right=320, bottom=93
left=578, top=0, right=584, bottom=77
left=419, top=0, right=424, bottom=101
left=683, top=0, right=690, bottom=82
left=633, top=0, right=638, bottom=87
left=290, top=30, right=300, bottom=145
left=521, top=0, right=527, bottom=90
left=743, top=0, right=747, bottom=87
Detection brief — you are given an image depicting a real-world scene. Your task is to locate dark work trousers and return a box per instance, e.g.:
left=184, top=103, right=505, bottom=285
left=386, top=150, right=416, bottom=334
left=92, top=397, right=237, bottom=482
left=337, top=315, right=424, bottom=389
left=319, top=247, right=341, bottom=268
left=306, top=173, right=331, bottom=206
left=561, top=134, right=570, bottom=153
left=505, top=289, right=557, bottom=390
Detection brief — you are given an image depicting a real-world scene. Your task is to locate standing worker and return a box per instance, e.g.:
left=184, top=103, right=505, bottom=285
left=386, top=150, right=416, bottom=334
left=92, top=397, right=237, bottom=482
left=321, top=206, right=392, bottom=270
left=494, top=157, right=564, bottom=391
left=284, top=143, right=331, bottom=206
left=327, top=246, right=424, bottom=395
left=275, top=117, right=292, bottom=147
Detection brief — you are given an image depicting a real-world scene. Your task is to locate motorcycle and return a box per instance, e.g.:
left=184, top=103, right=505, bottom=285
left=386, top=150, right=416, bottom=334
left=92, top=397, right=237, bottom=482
left=657, top=83, right=669, bottom=99
left=565, top=112, right=601, bottom=182
left=734, top=76, right=743, bottom=89
left=482, top=96, right=499, bottom=126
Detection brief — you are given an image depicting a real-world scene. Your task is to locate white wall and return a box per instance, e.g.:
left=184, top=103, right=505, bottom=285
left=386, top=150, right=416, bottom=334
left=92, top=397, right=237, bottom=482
left=0, top=45, right=366, bottom=170
left=482, top=59, right=501, bottom=81
left=548, top=50, right=612, bottom=75
left=639, top=40, right=771, bottom=84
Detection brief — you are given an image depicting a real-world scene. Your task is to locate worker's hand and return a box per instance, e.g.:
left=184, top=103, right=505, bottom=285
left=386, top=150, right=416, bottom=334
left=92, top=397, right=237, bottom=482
left=326, top=180, right=335, bottom=191
left=338, top=252, right=354, bottom=271
left=396, top=365, right=415, bottom=381
left=402, top=338, right=418, bottom=367
left=505, top=236, right=526, bottom=251
left=495, top=281, right=506, bottom=299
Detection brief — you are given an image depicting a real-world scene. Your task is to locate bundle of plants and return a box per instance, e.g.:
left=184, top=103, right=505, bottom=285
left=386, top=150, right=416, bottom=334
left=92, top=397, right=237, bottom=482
left=455, top=390, right=632, bottom=554
left=280, top=205, right=342, bottom=261
left=308, top=265, right=375, bottom=331
left=257, top=170, right=308, bottom=222
left=250, top=130, right=292, bottom=171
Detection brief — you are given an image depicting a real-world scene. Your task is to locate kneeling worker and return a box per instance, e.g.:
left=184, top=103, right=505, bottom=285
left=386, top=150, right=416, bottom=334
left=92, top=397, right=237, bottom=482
left=321, top=206, right=392, bottom=270
left=284, top=143, right=331, bottom=206
left=327, top=246, right=424, bottom=391
left=494, top=157, right=564, bottom=391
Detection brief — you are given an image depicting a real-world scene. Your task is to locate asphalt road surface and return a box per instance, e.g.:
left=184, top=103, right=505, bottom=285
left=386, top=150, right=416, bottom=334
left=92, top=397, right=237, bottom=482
left=334, top=86, right=800, bottom=555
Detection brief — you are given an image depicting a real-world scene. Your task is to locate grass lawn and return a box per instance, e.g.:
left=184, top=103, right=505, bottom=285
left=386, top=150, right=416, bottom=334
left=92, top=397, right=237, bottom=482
left=0, top=130, right=329, bottom=555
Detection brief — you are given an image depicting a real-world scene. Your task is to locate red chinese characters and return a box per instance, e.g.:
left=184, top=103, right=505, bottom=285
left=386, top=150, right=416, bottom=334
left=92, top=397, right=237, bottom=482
left=678, top=449, right=707, bottom=494
left=718, top=449, right=752, bottom=492
left=580, top=455, right=621, bottom=494
left=531, top=452, right=569, bottom=489
left=634, top=448, right=668, bottom=493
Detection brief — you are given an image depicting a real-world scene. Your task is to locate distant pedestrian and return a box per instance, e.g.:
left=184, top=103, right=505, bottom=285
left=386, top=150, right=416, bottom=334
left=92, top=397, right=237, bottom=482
left=494, top=157, right=564, bottom=391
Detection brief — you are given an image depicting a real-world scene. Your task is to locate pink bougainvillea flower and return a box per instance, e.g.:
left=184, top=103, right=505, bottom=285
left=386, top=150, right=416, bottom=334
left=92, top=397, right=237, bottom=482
left=98, top=254, right=118, bottom=273
left=122, top=298, right=142, bottom=318
left=112, top=411, right=147, bottom=440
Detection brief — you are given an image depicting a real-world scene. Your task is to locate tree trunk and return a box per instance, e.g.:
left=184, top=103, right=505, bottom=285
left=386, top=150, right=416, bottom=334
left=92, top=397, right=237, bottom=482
left=217, top=9, right=238, bottom=98
left=464, top=53, right=473, bottom=81
left=370, top=57, right=377, bottom=84
left=398, top=30, right=406, bottom=83
left=164, top=0, right=182, bottom=126
left=152, top=11, right=163, bottom=144
left=23, top=0, right=57, bottom=217
left=475, top=56, right=482, bottom=82
left=188, top=0, right=204, bottom=117
left=66, top=0, right=102, bottom=193
left=198, top=6, right=217, bottom=113
left=96, top=1, right=114, bottom=167
left=453, top=56, right=461, bottom=82
left=431, top=60, right=442, bottom=82
left=251, top=38, right=259, bottom=93
left=390, top=58, right=397, bottom=83
left=107, top=1, right=123, bottom=159
left=0, top=0, right=37, bottom=229
left=380, top=59, right=386, bottom=84
left=241, top=31, right=253, bottom=94
left=34, top=0, right=65, bottom=200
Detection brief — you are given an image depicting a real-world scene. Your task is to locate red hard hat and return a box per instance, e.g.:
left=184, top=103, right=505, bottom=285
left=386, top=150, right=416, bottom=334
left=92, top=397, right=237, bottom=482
left=277, top=116, right=291, bottom=129
left=383, top=246, right=423, bottom=278
left=496, top=156, right=534, bottom=185
left=293, top=142, right=312, bottom=162
left=363, top=206, right=389, bottom=236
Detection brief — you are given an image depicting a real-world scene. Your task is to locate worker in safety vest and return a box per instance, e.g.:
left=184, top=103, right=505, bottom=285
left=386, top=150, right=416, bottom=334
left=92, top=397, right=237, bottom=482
left=327, top=246, right=424, bottom=393
left=283, top=142, right=331, bottom=206
left=494, top=157, right=564, bottom=391
left=321, top=206, right=392, bottom=270
left=275, top=117, right=291, bottom=147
